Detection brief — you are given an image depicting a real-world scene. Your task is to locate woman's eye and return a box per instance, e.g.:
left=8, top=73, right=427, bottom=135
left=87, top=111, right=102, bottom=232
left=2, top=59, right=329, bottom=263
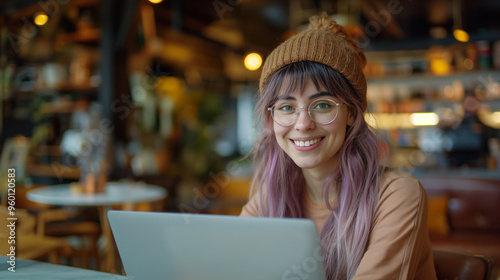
left=278, top=105, right=294, bottom=112
left=314, top=102, right=331, bottom=109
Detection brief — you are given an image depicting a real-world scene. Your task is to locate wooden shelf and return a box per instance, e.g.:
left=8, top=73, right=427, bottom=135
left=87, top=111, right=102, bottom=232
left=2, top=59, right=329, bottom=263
left=54, top=83, right=99, bottom=92
left=56, top=28, right=101, bottom=44
left=34, top=145, right=63, bottom=157
left=367, top=69, right=500, bottom=86
left=40, top=100, right=89, bottom=114
left=364, top=31, right=500, bottom=52
left=27, top=163, right=81, bottom=180
left=17, top=83, right=99, bottom=94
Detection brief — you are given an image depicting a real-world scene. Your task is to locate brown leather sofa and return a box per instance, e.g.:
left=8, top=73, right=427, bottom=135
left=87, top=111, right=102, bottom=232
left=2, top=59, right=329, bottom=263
left=433, top=250, right=493, bottom=280
left=418, top=176, right=500, bottom=279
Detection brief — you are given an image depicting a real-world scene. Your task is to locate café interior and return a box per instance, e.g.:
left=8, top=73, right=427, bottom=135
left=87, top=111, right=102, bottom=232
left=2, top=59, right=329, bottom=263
left=1, top=0, right=499, bottom=279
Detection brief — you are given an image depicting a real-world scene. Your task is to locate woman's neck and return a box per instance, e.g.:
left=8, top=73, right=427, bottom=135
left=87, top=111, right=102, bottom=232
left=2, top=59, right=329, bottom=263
left=302, top=168, right=336, bottom=205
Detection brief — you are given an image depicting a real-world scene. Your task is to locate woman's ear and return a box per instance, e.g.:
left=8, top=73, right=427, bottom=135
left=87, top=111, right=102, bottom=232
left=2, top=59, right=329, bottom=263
left=347, top=109, right=355, bottom=126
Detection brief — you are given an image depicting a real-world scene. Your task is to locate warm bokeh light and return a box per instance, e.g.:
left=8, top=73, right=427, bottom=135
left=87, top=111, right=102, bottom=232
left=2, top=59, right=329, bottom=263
left=149, top=0, right=163, bottom=3
left=453, top=29, right=469, bottom=42
left=410, top=113, right=439, bottom=126
left=478, top=111, right=500, bottom=129
left=34, top=13, right=48, bottom=26
left=430, top=58, right=451, bottom=75
left=493, top=112, right=500, bottom=123
left=463, top=58, right=474, bottom=70
left=244, top=53, right=262, bottom=71
left=429, top=26, right=447, bottom=39
left=365, top=113, right=414, bottom=130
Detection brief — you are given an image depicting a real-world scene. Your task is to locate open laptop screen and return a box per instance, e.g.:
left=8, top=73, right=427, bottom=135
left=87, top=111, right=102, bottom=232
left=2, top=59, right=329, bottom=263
left=108, top=210, right=326, bottom=280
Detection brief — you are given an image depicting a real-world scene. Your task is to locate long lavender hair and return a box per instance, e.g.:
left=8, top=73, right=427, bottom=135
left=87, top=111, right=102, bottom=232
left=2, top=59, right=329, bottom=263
left=251, top=61, right=383, bottom=280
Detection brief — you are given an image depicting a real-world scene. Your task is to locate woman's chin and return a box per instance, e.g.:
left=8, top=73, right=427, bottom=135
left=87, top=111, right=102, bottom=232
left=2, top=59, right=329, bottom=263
left=291, top=159, right=321, bottom=170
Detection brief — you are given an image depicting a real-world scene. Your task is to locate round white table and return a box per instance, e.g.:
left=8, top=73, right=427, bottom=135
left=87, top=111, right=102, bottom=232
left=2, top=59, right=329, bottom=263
left=27, top=182, right=167, bottom=206
left=27, top=182, right=167, bottom=273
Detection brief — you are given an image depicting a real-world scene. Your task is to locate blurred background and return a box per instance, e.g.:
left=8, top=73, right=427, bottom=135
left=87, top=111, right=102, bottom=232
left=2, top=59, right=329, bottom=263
left=1, top=0, right=500, bottom=276
left=1, top=0, right=500, bottom=211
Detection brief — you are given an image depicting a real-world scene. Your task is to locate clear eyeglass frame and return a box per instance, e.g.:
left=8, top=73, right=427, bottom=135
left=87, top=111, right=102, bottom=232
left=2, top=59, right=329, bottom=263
left=267, top=98, right=343, bottom=127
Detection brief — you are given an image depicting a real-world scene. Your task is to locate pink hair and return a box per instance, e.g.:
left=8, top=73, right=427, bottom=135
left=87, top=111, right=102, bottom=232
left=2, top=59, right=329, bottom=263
left=251, top=61, right=383, bottom=280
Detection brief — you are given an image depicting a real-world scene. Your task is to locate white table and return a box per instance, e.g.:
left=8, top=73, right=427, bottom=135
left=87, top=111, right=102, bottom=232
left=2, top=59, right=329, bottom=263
left=27, top=182, right=167, bottom=206
left=27, top=182, right=167, bottom=273
left=0, top=256, right=128, bottom=279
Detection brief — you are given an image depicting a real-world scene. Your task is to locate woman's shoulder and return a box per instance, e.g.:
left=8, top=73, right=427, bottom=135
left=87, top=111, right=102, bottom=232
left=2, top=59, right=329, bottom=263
left=380, top=167, right=419, bottom=184
left=378, top=167, right=424, bottom=200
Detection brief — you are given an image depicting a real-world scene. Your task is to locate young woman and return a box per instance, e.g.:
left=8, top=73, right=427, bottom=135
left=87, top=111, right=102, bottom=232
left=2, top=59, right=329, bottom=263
left=240, top=13, right=437, bottom=280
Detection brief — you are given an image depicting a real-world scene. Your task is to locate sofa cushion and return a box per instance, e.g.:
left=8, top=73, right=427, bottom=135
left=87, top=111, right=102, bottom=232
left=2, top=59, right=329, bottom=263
left=427, top=195, right=450, bottom=236
left=419, top=177, right=500, bottom=233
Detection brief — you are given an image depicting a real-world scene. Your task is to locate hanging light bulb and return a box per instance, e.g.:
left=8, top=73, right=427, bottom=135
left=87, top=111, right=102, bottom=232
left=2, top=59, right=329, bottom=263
left=452, top=0, right=468, bottom=42
left=244, top=53, right=262, bottom=71
left=453, top=28, right=469, bottom=42
left=34, top=12, right=48, bottom=26
left=149, top=0, right=163, bottom=3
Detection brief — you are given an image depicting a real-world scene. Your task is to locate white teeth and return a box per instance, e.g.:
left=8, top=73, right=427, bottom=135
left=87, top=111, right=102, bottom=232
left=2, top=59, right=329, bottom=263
left=294, top=138, right=322, bottom=147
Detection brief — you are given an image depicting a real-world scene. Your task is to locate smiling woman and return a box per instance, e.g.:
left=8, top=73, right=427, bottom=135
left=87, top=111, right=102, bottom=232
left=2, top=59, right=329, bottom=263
left=240, top=12, right=437, bottom=280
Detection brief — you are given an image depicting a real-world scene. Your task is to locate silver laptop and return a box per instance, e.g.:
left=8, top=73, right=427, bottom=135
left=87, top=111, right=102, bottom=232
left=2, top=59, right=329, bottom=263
left=108, top=210, right=326, bottom=280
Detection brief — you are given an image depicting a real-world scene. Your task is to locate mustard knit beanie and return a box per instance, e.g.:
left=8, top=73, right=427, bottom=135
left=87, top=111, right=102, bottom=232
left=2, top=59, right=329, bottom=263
left=259, top=12, right=367, bottom=98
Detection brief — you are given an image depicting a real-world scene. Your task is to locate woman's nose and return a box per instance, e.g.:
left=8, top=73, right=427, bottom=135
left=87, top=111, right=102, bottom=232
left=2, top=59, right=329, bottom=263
left=294, top=109, right=315, bottom=130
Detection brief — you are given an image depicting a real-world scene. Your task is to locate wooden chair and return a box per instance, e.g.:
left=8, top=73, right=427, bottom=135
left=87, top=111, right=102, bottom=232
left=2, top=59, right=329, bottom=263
left=1, top=136, right=100, bottom=268
left=15, top=185, right=101, bottom=270
left=433, top=250, right=493, bottom=280
left=0, top=206, right=72, bottom=263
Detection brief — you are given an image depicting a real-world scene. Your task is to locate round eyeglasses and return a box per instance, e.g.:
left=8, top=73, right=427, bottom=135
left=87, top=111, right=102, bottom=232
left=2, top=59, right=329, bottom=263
left=267, top=99, right=343, bottom=127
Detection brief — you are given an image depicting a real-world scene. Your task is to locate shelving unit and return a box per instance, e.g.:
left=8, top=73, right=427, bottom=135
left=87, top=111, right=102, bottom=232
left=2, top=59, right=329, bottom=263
left=1, top=0, right=103, bottom=184
left=364, top=40, right=500, bottom=171
left=366, top=69, right=500, bottom=125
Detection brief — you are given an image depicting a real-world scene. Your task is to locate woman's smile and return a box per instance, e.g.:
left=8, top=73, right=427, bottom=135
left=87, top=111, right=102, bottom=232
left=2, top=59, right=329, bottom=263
left=290, top=137, right=325, bottom=152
